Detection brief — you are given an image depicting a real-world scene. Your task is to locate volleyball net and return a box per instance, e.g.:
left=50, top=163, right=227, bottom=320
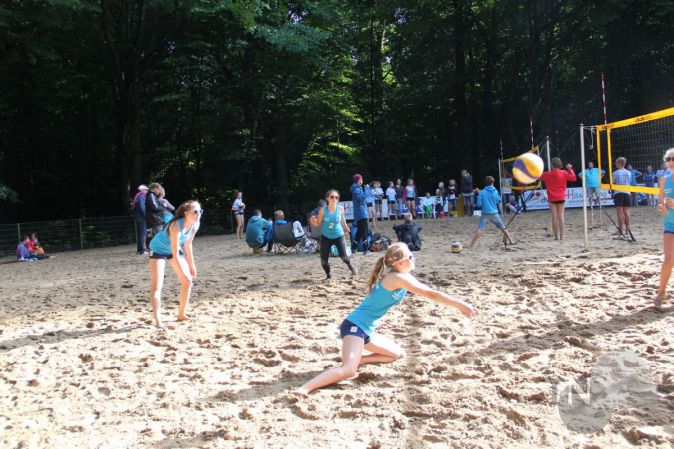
left=594, top=107, right=674, bottom=195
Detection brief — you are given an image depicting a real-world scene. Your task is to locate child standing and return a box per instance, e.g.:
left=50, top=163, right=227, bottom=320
left=294, top=242, right=477, bottom=395
left=469, top=176, right=513, bottom=247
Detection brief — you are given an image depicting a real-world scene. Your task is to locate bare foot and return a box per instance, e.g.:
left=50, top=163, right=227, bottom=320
left=177, top=315, right=190, bottom=322
left=155, top=319, right=164, bottom=329
left=292, top=388, right=309, bottom=398
left=653, top=293, right=665, bottom=310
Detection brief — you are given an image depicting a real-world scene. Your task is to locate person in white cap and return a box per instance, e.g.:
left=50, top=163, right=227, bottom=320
left=132, top=184, right=149, bottom=254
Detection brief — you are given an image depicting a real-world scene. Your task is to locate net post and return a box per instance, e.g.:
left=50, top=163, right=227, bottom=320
left=17, top=223, right=21, bottom=240
left=546, top=136, right=552, bottom=170
left=79, top=218, right=83, bottom=249
left=580, top=124, right=588, bottom=249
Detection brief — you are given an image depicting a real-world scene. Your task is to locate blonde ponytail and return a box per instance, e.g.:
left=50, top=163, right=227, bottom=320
left=364, top=242, right=409, bottom=293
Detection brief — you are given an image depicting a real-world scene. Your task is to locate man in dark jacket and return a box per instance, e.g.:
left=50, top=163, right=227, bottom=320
left=460, top=170, right=474, bottom=217
left=145, top=182, right=165, bottom=246
left=393, top=213, right=422, bottom=251
left=351, top=174, right=370, bottom=253
left=132, top=184, right=148, bottom=254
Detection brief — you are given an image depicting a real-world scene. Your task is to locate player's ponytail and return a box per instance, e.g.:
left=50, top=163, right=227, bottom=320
left=365, top=243, right=409, bottom=293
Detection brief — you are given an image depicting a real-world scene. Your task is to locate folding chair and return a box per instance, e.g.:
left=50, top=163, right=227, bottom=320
left=272, top=222, right=300, bottom=254
left=309, top=224, right=322, bottom=250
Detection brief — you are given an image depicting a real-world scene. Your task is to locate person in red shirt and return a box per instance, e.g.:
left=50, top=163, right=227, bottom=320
left=540, top=157, right=576, bottom=240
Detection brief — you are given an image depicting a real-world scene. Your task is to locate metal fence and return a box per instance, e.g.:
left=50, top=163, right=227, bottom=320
left=1, top=202, right=319, bottom=257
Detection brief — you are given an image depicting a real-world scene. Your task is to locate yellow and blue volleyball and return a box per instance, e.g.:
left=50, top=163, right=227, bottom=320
left=512, top=153, right=544, bottom=185
left=451, top=242, right=463, bottom=253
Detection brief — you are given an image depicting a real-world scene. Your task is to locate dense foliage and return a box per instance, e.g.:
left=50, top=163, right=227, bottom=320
left=1, top=0, right=672, bottom=221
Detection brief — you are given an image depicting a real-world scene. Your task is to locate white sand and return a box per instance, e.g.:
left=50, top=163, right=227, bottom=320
left=1, top=208, right=673, bottom=448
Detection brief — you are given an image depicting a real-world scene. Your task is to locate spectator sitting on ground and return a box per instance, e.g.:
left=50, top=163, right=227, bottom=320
left=27, top=232, right=49, bottom=258
left=16, top=236, right=39, bottom=261
left=245, top=210, right=272, bottom=255
left=505, top=196, right=522, bottom=214
left=393, top=213, right=423, bottom=251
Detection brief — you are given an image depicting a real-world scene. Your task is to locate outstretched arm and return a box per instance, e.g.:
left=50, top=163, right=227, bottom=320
left=386, top=273, right=478, bottom=317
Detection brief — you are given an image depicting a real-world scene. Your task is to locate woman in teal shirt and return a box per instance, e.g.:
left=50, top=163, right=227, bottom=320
left=655, top=148, right=674, bottom=309
left=310, top=189, right=357, bottom=279
left=295, top=242, right=478, bottom=396
left=148, top=199, right=202, bottom=328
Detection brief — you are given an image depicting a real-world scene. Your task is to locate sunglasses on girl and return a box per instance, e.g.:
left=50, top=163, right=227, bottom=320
left=395, top=254, right=414, bottom=264
left=191, top=209, right=204, bottom=215
left=329, top=195, right=340, bottom=199
left=666, top=157, right=674, bottom=162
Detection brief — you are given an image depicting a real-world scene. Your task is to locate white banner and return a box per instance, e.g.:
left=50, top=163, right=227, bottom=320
left=518, top=187, right=615, bottom=210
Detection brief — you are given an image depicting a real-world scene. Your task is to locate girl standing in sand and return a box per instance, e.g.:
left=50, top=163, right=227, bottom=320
left=148, top=200, right=202, bottom=328
left=655, top=148, right=674, bottom=310
left=310, top=189, right=357, bottom=280
left=539, top=158, right=576, bottom=240
left=232, top=191, right=245, bottom=240
left=294, top=242, right=478, bottom=395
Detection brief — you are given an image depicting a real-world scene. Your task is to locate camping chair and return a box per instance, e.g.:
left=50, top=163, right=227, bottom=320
left=309, top=224, right=322, bottom=250
left=273, top=222, right=300, bottom=254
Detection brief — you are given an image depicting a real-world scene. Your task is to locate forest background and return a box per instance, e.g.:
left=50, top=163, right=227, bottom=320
left=1, top=0, right=672, bottom=222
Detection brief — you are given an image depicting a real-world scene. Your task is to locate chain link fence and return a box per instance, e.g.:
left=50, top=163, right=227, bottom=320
left=1, top=202, right=319, bottom=257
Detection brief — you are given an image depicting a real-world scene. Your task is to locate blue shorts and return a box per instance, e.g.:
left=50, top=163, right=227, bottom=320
left=233, top=210, right=244, bottom=216
left=478, top=213, right=505, bottom=231
left=664, top=223, right=674, bottom=234
left=339, top=319, right=371, bottom=344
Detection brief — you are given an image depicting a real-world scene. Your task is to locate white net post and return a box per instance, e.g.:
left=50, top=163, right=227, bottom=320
left=580, top=124, right=588, bottom=248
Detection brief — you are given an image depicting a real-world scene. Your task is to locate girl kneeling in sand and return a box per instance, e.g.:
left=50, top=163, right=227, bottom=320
left=148, top=200, right=202, bottom=328
left=295, top=242, right=478, bottom=395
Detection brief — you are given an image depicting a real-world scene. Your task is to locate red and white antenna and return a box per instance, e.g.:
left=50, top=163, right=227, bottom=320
left=601, top=73, right=608, bottom=125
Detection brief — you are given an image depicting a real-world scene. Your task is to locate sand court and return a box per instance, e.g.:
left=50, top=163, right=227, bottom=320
left=1, top=208, right=673, bottom=448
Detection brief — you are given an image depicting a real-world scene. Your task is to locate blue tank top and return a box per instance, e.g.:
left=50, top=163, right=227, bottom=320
left=664, top=175, right=674, bottom=232
left=149, top=218, right=195, bottom=255
left=321, top=206, right=344, bottom=239
left=346, top=281, right=408, bottom=336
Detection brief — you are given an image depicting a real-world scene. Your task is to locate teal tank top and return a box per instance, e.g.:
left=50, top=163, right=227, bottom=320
left=346, top=281, right=407, bottom=335
left=149, top=218, right=194, bottom=255
left=664, top=175, right=674, bottom=232
left=321, top=206, right=344, bottom=239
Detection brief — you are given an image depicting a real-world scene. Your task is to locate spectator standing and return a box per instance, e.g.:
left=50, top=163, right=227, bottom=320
left=394, top=178, right=404, bottom=217
left=385, top=181, right=398, bottom=221
left=132, top=184, right=149, bottom=254
left=365, top=182, right=377, bottom=231
left=643, top=165, right=657, bottom=206
left=626, top=163, right=642, bottom=207
left=351, top=174, right=370, bottom=254
left=447, top=179, right=459, bottom=216
left=460, top=170, right=474, bottom=217
left=403, top=179, right=418, bottom=218
left=145, top=183, right=165, bottom=247
left=372, top=181, right=384, bottom=225
left=158, top=187, right=175, bottom=224
left=577, top=161, right=605, bottom=208
left=232, top=191, right=246, bottom=240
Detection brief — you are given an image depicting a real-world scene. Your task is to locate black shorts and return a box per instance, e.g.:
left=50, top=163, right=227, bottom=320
left=388, top=200, right=396, bottom=205
left=613, top=193, right=631, bottom=207
left=374, top=199, right=382, bottom=205
left=366, top=202, right=374, bottom=207
left=149, top=249, right=183, bottom=260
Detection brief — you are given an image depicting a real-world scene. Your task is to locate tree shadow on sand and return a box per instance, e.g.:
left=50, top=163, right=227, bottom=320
left=0, top=324, right=145, bottom=352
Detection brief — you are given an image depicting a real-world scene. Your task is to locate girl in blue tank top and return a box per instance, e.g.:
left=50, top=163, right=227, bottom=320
left=310, top=189, right=357, bottom=280
left=295, top=242, right=478, bottom=396
left=148, top=199, right=202, bottom=328
left=655, top=149, right=674, bottom=309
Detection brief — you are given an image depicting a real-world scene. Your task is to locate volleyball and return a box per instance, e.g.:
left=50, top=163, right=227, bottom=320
left=451, top=242, right=463, bottom=253
left=512, top=153, right=544, bottom=185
